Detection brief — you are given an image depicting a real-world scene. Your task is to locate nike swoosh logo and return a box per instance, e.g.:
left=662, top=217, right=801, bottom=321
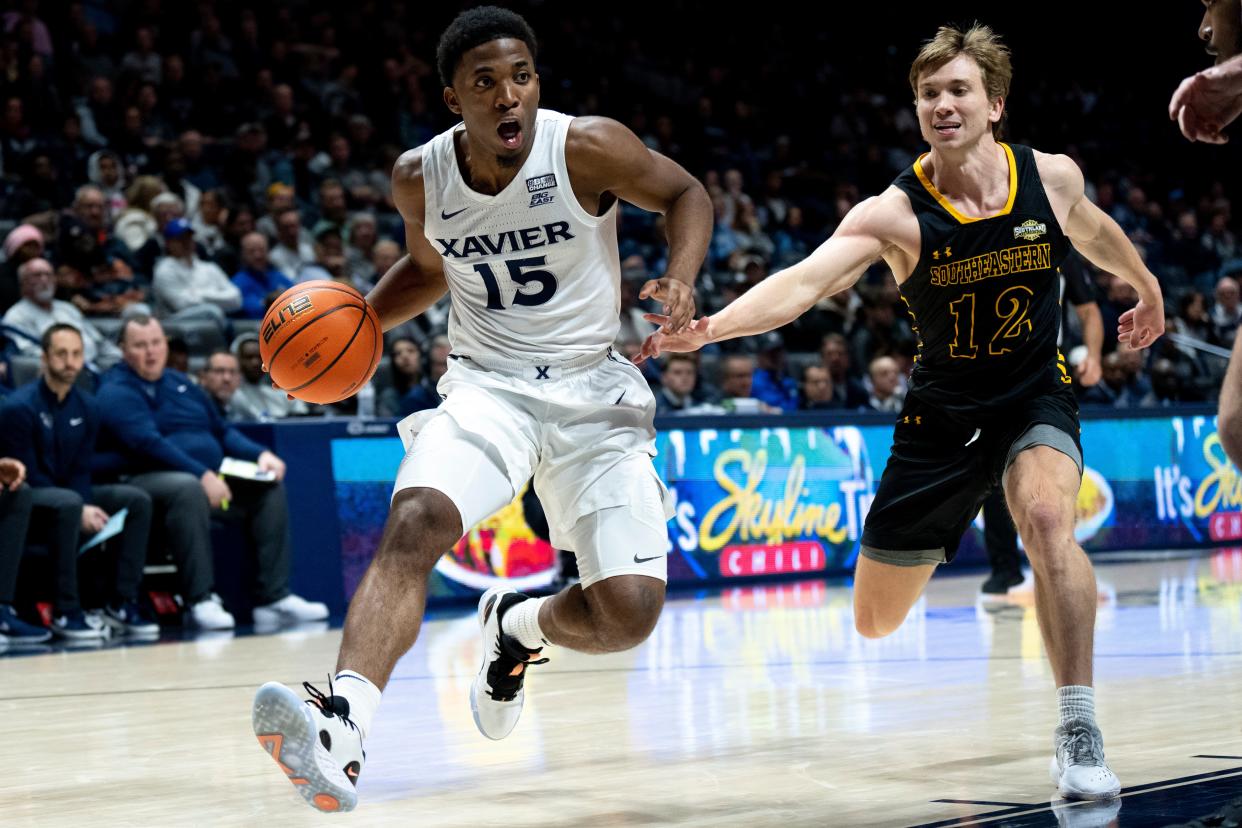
left=614, top=391, right=625, bottom=404
left=70, top=417, right=84, bottom=426
left=633, top=553, right=664, bottom=563
left=440, top=207, right=468, bottom=220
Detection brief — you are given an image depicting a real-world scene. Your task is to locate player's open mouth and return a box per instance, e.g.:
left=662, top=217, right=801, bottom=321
left=934, top=122, right=961, bottom=135
left=498, top=120, right=523, bottom=149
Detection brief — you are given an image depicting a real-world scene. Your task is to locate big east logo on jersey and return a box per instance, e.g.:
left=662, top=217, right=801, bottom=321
left=263, top=294, right=313, bottom=343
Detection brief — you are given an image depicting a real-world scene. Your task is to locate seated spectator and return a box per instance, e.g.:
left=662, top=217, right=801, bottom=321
left=1140, top=358, right=1200, bottom=407
left=230, top=334, right=309, bottom=421
left=718, top=353, right=780, bottom=414
left=0, top=456, right=49, bottom=643
left=198, top=349, right=241, bottom=417
left=655, top=353, right=714, bottom=414
left=750, top=332, right=799, bottom=412
left=232, top=232, right=293, bottom=319
left=0, top=323, right=157, bottom=638
left=191, top=189, right=230, bottom=260
left=113, top=175, right=166, bottom=254
left=269, top=208, right=316, bottom=278
left=86, top=149, right=127, bottom=221
left=377, top=337, right=438, bottom=418
left=255, top=183, right=298, bottom=241
left=1082, top=351, right=1146, bottom=407
left=866, top=355, right=906, bottom=413
left=297, top=224, right=357, bottom=288
left=849, top=289, right=916, bottom=371
left=95, top=315, right=327, bottom=629
left=56, top=185, right=132, bottom=286
left=131, top=191, right=188, bottom=277
left=1, top=224, right=45, bottom=315
left=315, top=179, right=350, bottom=230
left=371, top=239, right=402, bottom=284
left=166, top=335, right=191, bottom=374
left=71, top=254, right=150, bottom=318
left=3, top=258, right=122, bottom=368
left=819, top=333, right=870, bottom=409
left=800, top=364, right=842, bottom=410
left=1211, top=276, right=1241, bottom=347
left=344, top=212, right=380, bottom=289
left=152, top=219, right=241, bottom=330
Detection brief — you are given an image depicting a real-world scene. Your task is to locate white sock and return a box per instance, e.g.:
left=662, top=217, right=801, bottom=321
left=501, top=596, right=549, bottom=651
left=333, top=670, right=381, bottom=739
left=1057, top=684, right=1095, bottom=728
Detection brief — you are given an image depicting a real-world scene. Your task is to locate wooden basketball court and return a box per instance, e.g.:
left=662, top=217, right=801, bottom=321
left=6, top=553, right=1241, bottom=826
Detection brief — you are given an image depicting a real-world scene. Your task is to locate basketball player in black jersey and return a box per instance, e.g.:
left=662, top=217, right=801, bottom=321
left=641, top=25, right=1163, bottom=801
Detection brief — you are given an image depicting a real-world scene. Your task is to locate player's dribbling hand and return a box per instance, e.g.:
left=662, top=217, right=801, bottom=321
left=265, top=365, right=298, bottom=402
left=635, top=315, right=712, bottom=363
left=1118, top=299, right=1165, bottom=350
left=639, top=278, right=696, bottom=333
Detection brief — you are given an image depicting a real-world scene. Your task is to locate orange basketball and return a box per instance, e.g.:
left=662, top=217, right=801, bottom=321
left=259, top=280, right=382, bottom=405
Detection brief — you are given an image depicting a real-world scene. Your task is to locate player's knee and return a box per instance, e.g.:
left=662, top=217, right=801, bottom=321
left=1016, top=500, right=1070, bottom=550
left=854, top=607, right=899, bottom=639
left=381, top=488, right=462, bottom=570
left=584, top=577, right=664, bottom=651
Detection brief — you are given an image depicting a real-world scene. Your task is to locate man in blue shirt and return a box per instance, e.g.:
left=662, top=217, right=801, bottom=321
left=231, top=232, right=293, bottom=319
left=0, top=324, right=157, bottom=638
left=96, top=314, right=327, bottom=630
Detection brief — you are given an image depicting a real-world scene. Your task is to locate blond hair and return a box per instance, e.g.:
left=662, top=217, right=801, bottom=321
left=909, top=24, right=1012, bottom=139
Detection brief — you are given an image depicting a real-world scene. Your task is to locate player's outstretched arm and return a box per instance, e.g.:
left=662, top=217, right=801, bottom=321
left=366, top=147, right=450, bottom=332
left=1044, top=154, right=1165, bottom=350
left=638, top=194, right=896, bottom=360
left=567, top=117, right=712, bottom=332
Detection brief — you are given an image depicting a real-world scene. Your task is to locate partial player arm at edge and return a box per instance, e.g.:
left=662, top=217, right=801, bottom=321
left=568, top=117, right=712, bottom=288
left=366, top=147, right=450, bottom=333
left=1052, top=156, right=1161, bottom=306
left=1048, top=154, right=1165, bottom=349
left=568, top=117, right=712, bottom=331
left=702, top=198, right=890, bottom=344
left=1219, top=334, right=1242, bottom=467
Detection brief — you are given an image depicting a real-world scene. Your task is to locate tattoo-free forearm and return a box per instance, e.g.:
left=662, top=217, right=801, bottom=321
left=366, top=255, right=448, bottom=333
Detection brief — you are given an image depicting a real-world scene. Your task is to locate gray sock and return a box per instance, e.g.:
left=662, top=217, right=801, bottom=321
left=1057, top=684, right=1095, bottom=728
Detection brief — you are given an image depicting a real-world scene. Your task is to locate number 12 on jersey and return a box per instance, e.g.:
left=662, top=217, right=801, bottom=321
left=472, top=256, right=558, bottom=310
left=948, top=285, right=1034, bottom=358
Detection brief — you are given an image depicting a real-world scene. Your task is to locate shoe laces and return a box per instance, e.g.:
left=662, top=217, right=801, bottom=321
left=484, top=634, right=548, bottom=703
left=303, top=676, right=360, bottom=735
left=1062, top=725, right=1106, bottom=767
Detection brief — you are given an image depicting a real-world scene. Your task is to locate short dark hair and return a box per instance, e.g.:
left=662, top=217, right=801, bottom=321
left=436, top=6, right=538, bottom=88
left=118, top=313, right=157, bottom=345
left=205, top=347, right=238, bottom=366
left=42, top=323, right=82, bottom=353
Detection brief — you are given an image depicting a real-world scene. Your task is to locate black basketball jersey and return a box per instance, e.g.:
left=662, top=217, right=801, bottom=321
left=892, top=143, right=1072, bottom=417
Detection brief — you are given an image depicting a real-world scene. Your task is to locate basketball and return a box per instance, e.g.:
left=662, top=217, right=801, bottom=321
left=259, top=280, right=383, bottom=405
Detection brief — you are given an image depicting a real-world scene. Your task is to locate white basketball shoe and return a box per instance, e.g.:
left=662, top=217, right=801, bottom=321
left=253, top=680, right=365, bottom=812
left=469, top=586, right=547, bottom=740
left=1049, top=719, right=1121, bottom=800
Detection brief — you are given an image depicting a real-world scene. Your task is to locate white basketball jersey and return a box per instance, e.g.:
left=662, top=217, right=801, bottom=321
left=421, top=109, right=622, bottom=362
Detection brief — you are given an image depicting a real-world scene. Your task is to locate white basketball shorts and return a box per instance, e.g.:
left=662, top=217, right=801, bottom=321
left=393, top=348, right=673, bottom=588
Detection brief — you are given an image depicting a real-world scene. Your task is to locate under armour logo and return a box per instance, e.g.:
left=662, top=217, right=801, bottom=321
left=535, top=366, right=550, bottom=380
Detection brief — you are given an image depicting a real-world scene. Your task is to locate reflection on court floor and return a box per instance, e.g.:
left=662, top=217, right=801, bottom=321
left=5, top=551, right=1241, bottom=827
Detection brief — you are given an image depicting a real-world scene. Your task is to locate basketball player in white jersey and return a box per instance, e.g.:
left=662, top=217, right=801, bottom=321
left=251, top=7, right=712, bottom=812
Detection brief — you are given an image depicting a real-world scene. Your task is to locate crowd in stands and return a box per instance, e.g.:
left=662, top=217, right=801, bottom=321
left=0, top=2, right=1233, bottom=640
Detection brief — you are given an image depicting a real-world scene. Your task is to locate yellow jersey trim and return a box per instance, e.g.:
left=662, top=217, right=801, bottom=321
left=913, top=143, right=1018, bottom=225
